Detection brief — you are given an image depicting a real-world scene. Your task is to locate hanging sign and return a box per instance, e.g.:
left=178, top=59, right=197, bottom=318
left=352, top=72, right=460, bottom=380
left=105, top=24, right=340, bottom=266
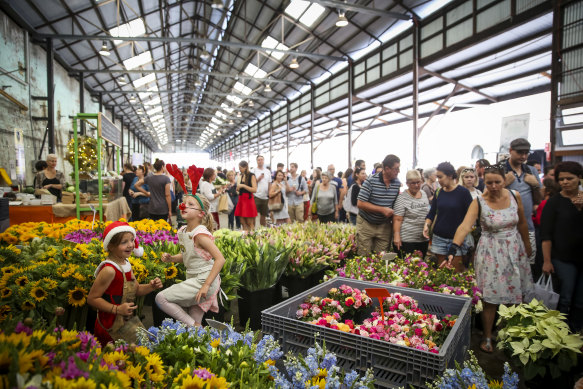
left=98, top=113, right=122, bottom=147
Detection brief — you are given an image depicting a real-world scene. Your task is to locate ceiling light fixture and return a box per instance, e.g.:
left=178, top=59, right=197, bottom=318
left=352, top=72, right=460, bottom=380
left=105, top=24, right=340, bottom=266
left=289, top=58, right=299, bottom=69
left=248, top=100, right=254, bottom=107
left=98, top=40, right=111, bottom=56
left=211, top=0, right=224, bottom=9
left=129, top=94, right=136, bottom=103
left=336, top=12, right=349, bottom=27
left=229, top=119, right=234, bottom=125
left=118, top=76, right=127, bottom=85
left=194, top=79, right=202, bottom=86
left=200, top=47, right=211, bottom=60
left=264, top=84, right=272, bottom=92
left=237, top=112, right=242, bottom=118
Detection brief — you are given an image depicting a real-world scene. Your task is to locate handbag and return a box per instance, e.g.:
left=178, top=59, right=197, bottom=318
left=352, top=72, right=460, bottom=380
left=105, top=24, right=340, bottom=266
left=311, top=184, right=319, bottom=214
left=268, top=188, right=284, bottom=212
left=529, top=274, right=559, bottom=309
left=218, top=193, right=230, bottom=214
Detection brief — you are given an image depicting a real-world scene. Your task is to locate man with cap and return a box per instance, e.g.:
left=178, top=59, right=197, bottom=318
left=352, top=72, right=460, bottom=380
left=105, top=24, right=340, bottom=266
left=504, top=138, right=541, bottom=265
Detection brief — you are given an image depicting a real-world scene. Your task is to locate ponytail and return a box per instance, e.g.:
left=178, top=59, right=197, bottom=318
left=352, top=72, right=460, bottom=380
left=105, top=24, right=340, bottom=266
left=195, top=194, right=215, bottom=232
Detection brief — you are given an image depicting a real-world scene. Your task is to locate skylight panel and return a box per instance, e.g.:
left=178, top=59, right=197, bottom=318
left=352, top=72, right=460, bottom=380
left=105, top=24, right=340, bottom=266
left=123, top=51, right=152, bottom=70
left=138, top=92, right=152, bottom=100
left=299, top=3, right=325, bottom=27
left=261, top=36, right=289, bottom=60
left=221, top=103, right=233, bottom=113
left=133, top=73, right=156, bottom=88
left=216, top=111, right=226, bottom=119
left=233, top=82, right=252, bottom=95
left=209, top=122, right=219, bottom=129
left=285, top=0, right=309, bottom=19
left=226, top=95, right=242, bottom=105
left=109, top=18, right=146, bottom=45
left=147, top=106, right=162, bottom=116
left=243, top=63, right=267, bottom=78
left=144, top=97, right=161, bottom=106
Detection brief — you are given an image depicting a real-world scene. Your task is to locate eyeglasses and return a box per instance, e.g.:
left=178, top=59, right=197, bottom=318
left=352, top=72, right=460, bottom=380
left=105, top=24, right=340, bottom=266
left=484, top=165, right=504, bottom=173
left=461, top=168, right=475, bottom=174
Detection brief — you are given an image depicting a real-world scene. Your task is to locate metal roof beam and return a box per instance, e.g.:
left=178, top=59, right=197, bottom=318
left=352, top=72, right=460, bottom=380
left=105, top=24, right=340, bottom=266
left=37, top=33, right=347, bottom=62
left=419, top=67, right=498, bottom=103
left=96, top=89, right=284, bottom=101
left=75, top=68, right=308, bottom=86
left=309, top=0, right=411, bottom=20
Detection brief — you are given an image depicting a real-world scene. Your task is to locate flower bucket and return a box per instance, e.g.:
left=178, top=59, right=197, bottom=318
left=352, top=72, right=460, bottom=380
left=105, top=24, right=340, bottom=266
left=60, top=305, right=89, bottom=330
left=309, top=266, right=330, bottom=287
left=238, top=286, right=277, bottom=330
left=279, top=274, right=312, bottom=300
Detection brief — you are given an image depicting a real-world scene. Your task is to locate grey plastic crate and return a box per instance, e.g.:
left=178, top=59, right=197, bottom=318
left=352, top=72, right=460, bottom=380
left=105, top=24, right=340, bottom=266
left=262, top=277, right=471, bottom=388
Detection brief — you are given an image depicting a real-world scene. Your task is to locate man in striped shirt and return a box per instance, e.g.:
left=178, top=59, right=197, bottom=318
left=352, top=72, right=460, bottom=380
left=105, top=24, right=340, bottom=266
left=356, top=154, right=401, bottom=256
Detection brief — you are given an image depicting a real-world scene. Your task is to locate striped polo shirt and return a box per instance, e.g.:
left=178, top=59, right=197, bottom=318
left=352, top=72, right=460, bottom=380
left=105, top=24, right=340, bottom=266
left=357, top=172, right=401, bottom=224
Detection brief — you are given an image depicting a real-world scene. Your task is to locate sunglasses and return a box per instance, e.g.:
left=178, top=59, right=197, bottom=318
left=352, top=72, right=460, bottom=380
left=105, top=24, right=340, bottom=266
left=461, top=168, right=475, bottom=174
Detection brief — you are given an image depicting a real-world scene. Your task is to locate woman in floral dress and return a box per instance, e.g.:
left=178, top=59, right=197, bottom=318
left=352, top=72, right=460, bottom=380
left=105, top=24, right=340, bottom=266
left=445, top=165, right=533, bottom=353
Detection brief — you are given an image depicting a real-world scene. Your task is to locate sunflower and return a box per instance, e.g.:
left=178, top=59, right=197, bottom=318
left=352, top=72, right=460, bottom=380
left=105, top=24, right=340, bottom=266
left=144, top=353, right=165, bottom=382
left=15, top=275, right=28, bottom=287
left=21, top=300, right=35, bottom=311
left=1, top=266, right=16, bottom=275
left=68, top=286, right=88, bottom=307
left=30, top=286, right=48, bottom=302
left=164, top=265, right=178, bottom=280
left=0, top=288, right=12, bottom=299
left=41, top=277, right=58, bottom=289
left=178, top=375, right=207, bottom=389
left=206, top=376, right=229, bottom=389
left=53, top=376, right=97, bottom=389
left=0, top=350, right=10, bottom=374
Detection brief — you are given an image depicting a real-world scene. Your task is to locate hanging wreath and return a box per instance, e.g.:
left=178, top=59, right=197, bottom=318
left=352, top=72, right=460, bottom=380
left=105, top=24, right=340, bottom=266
left=66, top=136, right=98, bottom=172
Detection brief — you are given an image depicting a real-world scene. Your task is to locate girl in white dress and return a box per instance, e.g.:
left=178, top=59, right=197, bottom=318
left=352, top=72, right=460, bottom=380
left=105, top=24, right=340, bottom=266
left=155, top=164, right=226, bottom=326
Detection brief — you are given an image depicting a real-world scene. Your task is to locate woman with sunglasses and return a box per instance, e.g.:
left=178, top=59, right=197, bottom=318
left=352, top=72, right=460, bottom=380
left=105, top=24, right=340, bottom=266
left=445, top=165, right=533, bottom=353
left=459, top=167, right=482, bottom=200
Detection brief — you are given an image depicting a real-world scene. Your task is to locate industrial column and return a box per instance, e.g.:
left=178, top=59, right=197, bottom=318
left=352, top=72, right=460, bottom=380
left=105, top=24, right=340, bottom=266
left=412, top=19, right=420, bottom=169
left=310, top=84, right=315, bottom=170
left=46, top=38, right=55, bottom=154
left=347, top=61, right=353, bottom=168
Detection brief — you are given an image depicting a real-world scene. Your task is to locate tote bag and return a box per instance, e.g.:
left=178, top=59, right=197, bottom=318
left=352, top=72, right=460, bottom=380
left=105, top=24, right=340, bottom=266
left=529, top=274, right=559, bottom=309
left=218, top=194, right=230, bottom=214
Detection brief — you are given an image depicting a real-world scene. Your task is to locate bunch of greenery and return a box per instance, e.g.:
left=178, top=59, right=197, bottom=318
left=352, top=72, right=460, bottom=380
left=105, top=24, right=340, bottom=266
left=497, top=299, right=583, bottom=380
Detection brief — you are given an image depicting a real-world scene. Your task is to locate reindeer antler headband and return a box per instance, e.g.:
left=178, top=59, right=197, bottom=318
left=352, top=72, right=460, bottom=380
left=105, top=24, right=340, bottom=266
left=166, top=164, right=205, bottom=211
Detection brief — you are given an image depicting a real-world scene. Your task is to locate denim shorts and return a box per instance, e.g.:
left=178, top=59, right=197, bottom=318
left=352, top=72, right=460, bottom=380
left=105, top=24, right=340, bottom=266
left=430, top=233, right=471, bottom=256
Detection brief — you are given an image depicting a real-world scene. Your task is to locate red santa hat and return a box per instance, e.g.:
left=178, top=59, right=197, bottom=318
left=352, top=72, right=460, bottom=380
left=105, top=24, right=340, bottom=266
left=102, top=221, right=144, bottom=257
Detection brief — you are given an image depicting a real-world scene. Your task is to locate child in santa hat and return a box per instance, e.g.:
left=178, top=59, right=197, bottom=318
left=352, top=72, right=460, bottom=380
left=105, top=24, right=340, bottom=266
left=88, top=221, right=162, bottom=346
left=156, top=164, right=226, bottom=327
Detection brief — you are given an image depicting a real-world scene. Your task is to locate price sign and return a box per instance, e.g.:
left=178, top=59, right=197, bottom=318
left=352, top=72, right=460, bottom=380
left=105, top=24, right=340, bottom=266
left=99, top=114, right=122, bottom=147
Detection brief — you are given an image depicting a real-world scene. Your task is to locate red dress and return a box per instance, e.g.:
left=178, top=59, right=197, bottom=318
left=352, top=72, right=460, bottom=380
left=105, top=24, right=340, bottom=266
left=234, top=173, right=258, bottom=218
left=94, top=261, right=133, bottom=347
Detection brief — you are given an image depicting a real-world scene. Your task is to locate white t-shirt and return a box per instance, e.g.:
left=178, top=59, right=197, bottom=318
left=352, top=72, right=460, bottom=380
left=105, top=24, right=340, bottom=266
left=253, top=167, right=272, bottom=200
left=199, top=181, right=219, bottom=212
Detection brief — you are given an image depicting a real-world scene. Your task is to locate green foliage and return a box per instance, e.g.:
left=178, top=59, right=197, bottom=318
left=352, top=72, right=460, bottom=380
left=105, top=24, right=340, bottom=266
left=497, top=299, right=583, bottom=379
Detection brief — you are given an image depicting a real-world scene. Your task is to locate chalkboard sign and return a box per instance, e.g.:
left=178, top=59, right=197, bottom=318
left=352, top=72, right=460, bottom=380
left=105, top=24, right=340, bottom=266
left=99, top=114, right=122, bottom=147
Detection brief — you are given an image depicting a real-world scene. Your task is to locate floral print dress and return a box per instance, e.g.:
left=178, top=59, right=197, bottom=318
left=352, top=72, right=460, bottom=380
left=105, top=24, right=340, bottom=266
left=475, top=191, right=533, bottom=305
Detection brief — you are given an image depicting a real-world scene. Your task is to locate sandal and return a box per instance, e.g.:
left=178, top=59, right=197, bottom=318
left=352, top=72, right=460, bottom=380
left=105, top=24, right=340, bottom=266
left=480, top=338, right=494, bottom=353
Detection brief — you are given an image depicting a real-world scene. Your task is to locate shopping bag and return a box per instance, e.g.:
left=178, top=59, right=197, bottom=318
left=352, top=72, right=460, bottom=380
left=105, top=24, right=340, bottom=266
left=218, top=194, right=230, bottom=214
left=530, top=274, right=559, bottom=309
left=268, top=192, right=284, bottom=212
left=226, top=195, right=234, bottom=213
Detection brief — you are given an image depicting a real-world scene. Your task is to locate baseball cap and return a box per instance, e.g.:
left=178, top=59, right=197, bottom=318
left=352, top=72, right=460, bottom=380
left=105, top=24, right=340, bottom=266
left=510, top=138, right=531, bottom=151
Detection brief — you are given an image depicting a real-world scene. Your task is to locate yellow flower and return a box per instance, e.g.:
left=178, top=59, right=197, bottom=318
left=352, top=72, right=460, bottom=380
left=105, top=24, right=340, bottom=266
left=0, top=350, right=11, bottom=374
left=68, top=286, right=88, bottom=307
left=41, top=277, right=58, bottom=289
left=144, top=353, right=165, bottom=382
left=210, top=338, right=221, bottom=348
left=133, top=346, right=150, bottom=357
left=207, top=376, right=229, bottom=388
left=15, top=275, right=29, bottom=287
left=58, top=330, right=81, bottom=349
left=316, top=368, right=327, bottom=379
left=1, top=266, right=17, bottom=275
left=179, top=374, right=207, bottom=389
left=165, top=265, right=178, bottom=280
left=53, top=376, right=97, bottom=389
left=467, top=385, right=477, bottom=389
left=125, top=364, right=144, bottom=384
left=21, top=300, right=35, bottom=311
left=102, top=351, right=128, bottom=366
left=114, top=370, right=132, bottom=388
left=0, top=332, right=31, bottom=347
left=30, top=286, right=48, bottom=302
left=1, top=288, right=12, bottom=299
left=488, top=380, right=503, bottom=389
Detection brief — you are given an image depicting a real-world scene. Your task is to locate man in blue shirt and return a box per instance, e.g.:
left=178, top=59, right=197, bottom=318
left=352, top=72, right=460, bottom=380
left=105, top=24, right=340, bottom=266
left=287, top=163, right=308, bottom=222
left=356, top=154, right=401, bottom=256
left=504, top=138, right=541, bottom=264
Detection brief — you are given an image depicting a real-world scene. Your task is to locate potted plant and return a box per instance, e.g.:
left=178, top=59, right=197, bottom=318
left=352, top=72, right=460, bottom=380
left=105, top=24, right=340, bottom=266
left=496, top=299, right=583, bottom=387
left=237, top=239, right=291, bottom=330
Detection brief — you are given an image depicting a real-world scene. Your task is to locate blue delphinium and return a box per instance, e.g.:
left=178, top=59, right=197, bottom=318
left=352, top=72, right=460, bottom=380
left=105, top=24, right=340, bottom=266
left=502, top=362, right=519, bottom=389
left=255, top=335, right=284, bottom=363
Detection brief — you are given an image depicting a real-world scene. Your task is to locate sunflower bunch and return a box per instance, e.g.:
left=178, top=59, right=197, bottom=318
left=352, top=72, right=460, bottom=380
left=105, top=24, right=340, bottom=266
left=0, top=323, right=172, bottom=388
